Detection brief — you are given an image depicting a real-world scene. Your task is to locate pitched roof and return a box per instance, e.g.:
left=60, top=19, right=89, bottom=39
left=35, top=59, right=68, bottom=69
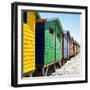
left=47, top=18, right=64, bottom=33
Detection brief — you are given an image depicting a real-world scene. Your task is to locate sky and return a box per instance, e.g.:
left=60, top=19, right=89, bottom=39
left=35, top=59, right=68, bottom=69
left=39, top=12, right=80, bottom=44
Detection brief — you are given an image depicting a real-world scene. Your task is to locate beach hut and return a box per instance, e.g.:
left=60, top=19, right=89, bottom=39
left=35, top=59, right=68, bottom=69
left=35, top=19, right=48, bottom=67
left=55, top=19, right=64, bottom=65
left=46, top=18, right=63, bottom=65
left=63, top=31, right=70, bottom=60
left=22, top=11, right=41, bottom=76
left=76, top=42, right=80, bottom=54
left=35, top=19, right=56, bottom=70
left=69, top=37, right=74, bottom=57
left=35, top=18, right=63, bottom=75
left=77, top=44, right=80, bottom=53
left=74, top=40, right=77, bottom=55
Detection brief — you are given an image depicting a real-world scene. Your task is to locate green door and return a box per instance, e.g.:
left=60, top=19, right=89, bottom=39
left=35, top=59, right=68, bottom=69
left=56, top=33, right=62, bottom=63
left=44, top=30, right=50, bottom=64
left=44, top=28, right=55, bottom=65
left=49, top=30, right=55, bottom=63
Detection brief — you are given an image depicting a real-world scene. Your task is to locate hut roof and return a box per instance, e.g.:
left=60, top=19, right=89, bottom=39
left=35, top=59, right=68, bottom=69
left=36, top=19, right=47, bottom=23
left=47, top=18, right=64, bottom=33
left=36, top=12, right=41, bottom=19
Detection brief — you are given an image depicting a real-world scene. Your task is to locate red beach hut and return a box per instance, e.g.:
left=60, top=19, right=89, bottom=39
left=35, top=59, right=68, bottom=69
left=70, top=37, right=74, bottom=58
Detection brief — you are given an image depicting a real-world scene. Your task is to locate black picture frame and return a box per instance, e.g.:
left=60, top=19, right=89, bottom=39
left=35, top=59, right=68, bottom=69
left=11, top=2, right=88, bottom=87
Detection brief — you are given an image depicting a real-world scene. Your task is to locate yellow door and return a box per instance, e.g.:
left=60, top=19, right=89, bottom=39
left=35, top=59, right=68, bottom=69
left=23, top=12, right=36, bottom=74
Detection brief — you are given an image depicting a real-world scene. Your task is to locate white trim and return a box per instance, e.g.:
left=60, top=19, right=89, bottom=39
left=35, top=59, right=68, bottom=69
left=17, top=5, right=86, bottom=84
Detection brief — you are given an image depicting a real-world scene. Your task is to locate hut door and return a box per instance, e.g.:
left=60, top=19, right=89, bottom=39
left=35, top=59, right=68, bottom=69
left=22, top=12, right=36, bottom=76
left=64, top=35, right=68, bottom=59
left=46, top=28, right=55, bottom=63
left=56, top=33, right=61, bottom=62
left=36, top=23, right=45, bottom=65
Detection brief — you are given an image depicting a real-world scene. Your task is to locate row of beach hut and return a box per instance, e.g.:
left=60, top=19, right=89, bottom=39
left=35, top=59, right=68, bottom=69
left=22, top=11, right=80, bottom=76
